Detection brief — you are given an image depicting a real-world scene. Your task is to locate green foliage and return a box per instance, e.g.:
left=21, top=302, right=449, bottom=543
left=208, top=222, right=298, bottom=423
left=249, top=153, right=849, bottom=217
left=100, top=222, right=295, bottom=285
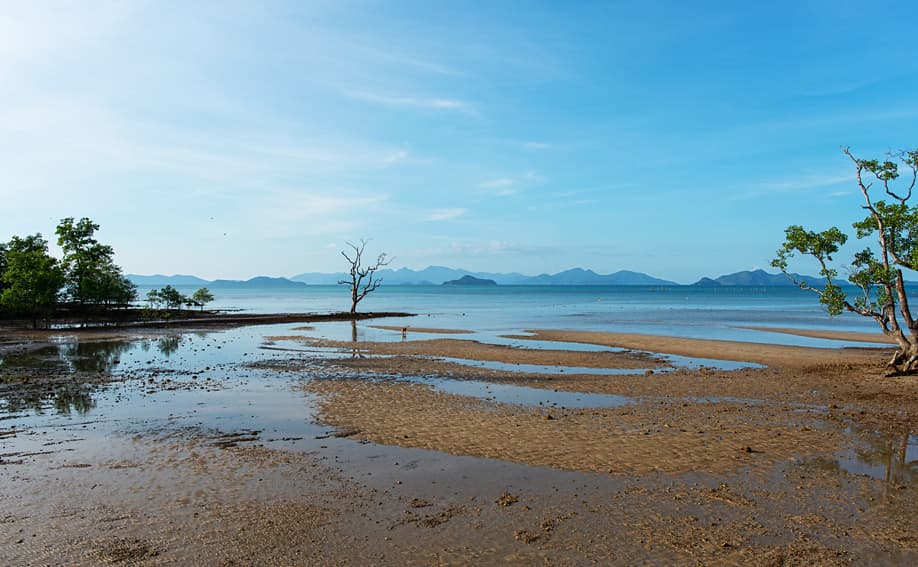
left=0, top=234, right=64, bottom=326
left=191, top=288, right=214, bottom=310
left=771, top=226, right=847, bottom=312
left=0, top=242, right=7, bottom=295
left=818, top=283, right=846, bottom=316
left=55, top=217, right=135, bottom=307
left=146, top=285, right=187, bottom=310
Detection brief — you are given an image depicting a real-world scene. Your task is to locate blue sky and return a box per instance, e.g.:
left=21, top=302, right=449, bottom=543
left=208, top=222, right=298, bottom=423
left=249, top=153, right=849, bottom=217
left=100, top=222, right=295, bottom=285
left=2, top=1, right=918, bottom=283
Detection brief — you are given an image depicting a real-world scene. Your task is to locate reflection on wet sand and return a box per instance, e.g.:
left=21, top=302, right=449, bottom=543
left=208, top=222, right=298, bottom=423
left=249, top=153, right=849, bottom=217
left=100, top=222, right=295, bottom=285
left=848, top=428, right=917, bottom=486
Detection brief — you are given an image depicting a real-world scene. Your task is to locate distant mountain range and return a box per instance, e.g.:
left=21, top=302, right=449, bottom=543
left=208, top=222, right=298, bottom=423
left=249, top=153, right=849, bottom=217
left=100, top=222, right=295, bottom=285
left=128, top=274, right=307, bottom=288
left=289, top=266, right=678, bottom=286
left=128, top=267, right=856, bottom=288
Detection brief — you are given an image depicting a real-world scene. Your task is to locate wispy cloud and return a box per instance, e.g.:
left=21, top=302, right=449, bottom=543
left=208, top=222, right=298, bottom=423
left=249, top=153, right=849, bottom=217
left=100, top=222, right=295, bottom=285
left=377, top=53, right=461, bottom=77
left=249, top=190, right=389, bottom=238
left=344, top=90, right=475, bottom=114
left=737, top=171, right=852, bottom=199
left=480, top=170, right=546, bottom=196
left=439, top=239, right=560, bottom=257
left=423, top=208, right=467, bottom=222
left=481, top=177, right=514, bottom=189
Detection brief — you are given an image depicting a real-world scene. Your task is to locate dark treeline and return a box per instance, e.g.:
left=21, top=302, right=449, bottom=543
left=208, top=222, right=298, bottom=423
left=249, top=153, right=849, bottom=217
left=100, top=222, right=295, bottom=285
left=1, top=217, right=137, bottom=327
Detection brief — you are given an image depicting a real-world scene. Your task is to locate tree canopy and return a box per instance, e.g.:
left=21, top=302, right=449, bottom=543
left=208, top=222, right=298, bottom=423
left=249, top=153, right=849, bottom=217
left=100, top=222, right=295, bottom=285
left=56, top=217, right=136, bottom=307
left=1, top=217, right=136, bottom=324
left=0, top=234, right=65, bottom=327
left=146, top=285, right=187, bottom=310
left=191, top=288, right=215, bottom=311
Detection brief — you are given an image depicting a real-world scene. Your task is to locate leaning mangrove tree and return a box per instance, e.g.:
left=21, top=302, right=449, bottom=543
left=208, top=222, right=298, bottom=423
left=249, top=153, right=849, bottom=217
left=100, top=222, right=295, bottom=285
left=773, top=146, right=918, bottom=374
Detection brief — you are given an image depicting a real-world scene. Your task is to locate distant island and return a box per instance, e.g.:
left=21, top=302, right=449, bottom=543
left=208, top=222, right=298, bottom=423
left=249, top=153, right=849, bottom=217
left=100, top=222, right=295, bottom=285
left=442, top=275, right=497, bottom=286
left=690, top=269, right=823, bottom=287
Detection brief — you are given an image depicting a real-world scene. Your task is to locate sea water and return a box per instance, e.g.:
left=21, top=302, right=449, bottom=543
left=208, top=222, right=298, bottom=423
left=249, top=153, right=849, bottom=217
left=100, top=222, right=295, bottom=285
left=136, top=284, right=892, bottom=348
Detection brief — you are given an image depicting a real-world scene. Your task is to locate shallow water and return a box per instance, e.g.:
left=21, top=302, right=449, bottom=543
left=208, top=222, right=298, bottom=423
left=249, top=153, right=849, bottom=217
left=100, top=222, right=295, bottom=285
left=128, top=283, right=902, bottom=348
left=292, top=322, right=767, bottom=372
left=835, top=430, right=917, bottom=484
left=411, top=376, right=633, bottom=408
left=1, top=322, right=913, bottom=489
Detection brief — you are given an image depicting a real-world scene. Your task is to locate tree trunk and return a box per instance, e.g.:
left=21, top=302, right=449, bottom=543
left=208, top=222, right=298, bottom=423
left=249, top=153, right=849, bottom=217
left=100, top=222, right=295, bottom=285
left=887, top=340, right=918, bottom=375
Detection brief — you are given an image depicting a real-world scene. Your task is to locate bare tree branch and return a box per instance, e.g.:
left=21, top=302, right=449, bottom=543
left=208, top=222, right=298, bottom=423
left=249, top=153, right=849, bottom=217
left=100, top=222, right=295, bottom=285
left=338, top=239, right=392, bottom=314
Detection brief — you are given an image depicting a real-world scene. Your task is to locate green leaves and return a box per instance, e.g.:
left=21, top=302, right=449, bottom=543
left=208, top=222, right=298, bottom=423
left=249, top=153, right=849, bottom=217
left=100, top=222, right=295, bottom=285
left=146, top=285, right=187, bottom=310
left=54, top=217, right=134, bottom=306
left=772, top=225, right=847, bottom=271
left=0, top=234, right=64, bottom=325
left=819, top=283, right=846, bottom=316
left=191, top=288, right=215, bottom=310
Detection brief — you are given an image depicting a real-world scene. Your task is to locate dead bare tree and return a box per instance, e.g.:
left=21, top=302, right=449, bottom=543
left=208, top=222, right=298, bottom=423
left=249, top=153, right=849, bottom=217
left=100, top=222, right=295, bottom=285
left=338, top=239, right=391, bottom=314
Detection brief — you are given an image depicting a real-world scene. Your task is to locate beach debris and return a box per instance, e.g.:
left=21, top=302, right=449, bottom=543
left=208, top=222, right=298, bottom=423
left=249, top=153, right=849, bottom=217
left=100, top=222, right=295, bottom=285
left=514, top=529, right=541, bottom=544
left=314, top=428, right=361, bottom=440
left=496, top=492, right=519, bottom=507
left=97, top=537, right=159, bottom=562
left=211, top=430, right=261, bottom=449
left=420, top=505, right=463, bottom=528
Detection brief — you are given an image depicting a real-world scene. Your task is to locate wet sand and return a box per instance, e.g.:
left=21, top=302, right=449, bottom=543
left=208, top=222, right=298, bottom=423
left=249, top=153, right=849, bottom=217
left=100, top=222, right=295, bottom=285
left=1, top=322, right=916, bottom=565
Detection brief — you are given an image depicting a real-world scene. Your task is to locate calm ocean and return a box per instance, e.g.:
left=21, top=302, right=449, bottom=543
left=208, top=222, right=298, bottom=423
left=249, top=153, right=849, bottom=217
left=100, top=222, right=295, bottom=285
left=136, top=284, right=895, bottom=348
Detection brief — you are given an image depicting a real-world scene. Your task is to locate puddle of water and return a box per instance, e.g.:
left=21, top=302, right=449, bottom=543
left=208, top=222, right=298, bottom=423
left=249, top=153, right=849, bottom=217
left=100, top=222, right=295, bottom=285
left=430, top=353, right=763, bottom=375
left=411, top=375, right=632, bottom=408
left=836, top=430, right=917, bottom=485
left=286, top=322, right=765, bottom=372
left=431, top=355, right=655, bottom=376
left=502, top=333, right=764, bottom=371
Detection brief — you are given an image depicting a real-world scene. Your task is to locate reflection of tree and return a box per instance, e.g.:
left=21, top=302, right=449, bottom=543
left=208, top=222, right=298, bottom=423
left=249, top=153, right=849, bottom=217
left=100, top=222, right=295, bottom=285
left=58, top=341, right=132, bottom=373
left=350, top=321, right=363, bottom=359
left=156, top=335, right=182, bottom=357
left=855, top=428, right=916, bottom=486
left=2, top=382, right=97, bottom=415
left=1, top=387, right=47, bottom=414
left=53, top=386, right=95, bottom=414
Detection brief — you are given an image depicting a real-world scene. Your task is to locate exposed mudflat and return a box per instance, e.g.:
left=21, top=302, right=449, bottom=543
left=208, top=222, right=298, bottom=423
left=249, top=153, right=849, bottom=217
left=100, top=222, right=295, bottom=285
left=1, top=321, right=915, bottom=565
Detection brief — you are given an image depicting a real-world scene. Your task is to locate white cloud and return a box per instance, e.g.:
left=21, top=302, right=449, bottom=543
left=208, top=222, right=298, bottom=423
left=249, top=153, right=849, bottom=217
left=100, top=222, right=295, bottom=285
left=423, top=208, right=467, bottom=222
left=480, top=170, right=547, bottom=196
left=344, top=90, right=475, bottom=114
left=481, top=178, right=515, bottom=189
left=437, top=239, right=556, bottom=257
left=736, top=171, right=852, bottom=200
left=382, top=149, right=409, bottom=165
